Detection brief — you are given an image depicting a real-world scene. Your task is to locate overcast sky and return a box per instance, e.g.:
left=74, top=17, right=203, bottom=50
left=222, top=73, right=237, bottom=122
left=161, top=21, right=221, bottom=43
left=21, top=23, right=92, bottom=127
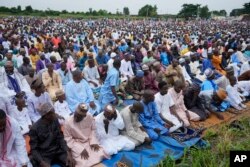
left=1, top=0, right=248, bottom=15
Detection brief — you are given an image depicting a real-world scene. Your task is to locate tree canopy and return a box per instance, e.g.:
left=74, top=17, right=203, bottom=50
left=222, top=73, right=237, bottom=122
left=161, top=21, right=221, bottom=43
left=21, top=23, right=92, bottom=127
left=138, top=4, right=157, bottom=17
left=123, top=7, right=130, bottom=15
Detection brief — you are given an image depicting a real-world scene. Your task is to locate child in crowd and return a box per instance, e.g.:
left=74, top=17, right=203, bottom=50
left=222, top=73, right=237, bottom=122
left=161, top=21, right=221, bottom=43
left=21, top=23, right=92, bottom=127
left=54, top=89, right=72, bottom=124
left=11, top=97, right=32, bottom=135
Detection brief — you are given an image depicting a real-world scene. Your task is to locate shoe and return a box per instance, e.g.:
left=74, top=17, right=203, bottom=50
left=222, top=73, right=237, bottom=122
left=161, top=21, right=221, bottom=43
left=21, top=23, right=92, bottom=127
left=239, top=103, right=247, bottom=109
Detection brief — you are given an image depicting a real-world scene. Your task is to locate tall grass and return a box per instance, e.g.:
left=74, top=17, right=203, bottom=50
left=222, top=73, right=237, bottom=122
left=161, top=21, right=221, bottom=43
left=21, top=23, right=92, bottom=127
left=158, top=117, right=250, bottom=167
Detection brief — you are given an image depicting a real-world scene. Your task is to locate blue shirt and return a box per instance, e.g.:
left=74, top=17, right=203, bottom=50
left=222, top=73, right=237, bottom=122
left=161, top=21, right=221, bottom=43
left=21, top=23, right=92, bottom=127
left=160, top=52, right=169, bottom=66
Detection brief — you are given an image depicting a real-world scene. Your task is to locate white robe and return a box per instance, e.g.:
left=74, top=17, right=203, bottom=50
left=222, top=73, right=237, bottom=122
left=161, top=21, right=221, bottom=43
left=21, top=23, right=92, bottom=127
left=237, top=81, right=250, bottom=96
left=154, top=92, right=183, bottom=132
left=119, top=60, right=134, bottom=81
left=95, top=111, right=135, bottom=155
left=180, top=65, right=192, bottom=84
left=226, top=84, right=244, bottom=109
left=27, top=92, right=53, bottom=123
left=9, top=106, right=32, bottom=135
left=0, top=117, right=31, bottom=167
left=0, top=68, right=32, bottom=99
left=240, top=62, right=250, bottom=75
left=54, top=100, right=72, bottom=124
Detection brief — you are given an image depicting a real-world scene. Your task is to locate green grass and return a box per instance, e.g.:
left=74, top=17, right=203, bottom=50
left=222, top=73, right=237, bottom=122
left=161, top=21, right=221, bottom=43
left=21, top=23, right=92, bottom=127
left=158, top=117, right=250, bottom=167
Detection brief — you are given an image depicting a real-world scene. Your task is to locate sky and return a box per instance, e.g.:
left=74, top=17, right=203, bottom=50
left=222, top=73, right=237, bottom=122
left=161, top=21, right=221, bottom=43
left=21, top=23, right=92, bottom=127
left=0, top=0, right=249, bottom=15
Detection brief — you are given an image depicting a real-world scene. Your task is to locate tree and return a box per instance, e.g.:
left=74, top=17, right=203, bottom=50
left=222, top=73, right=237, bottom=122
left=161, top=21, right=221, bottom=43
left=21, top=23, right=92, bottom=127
left=123, top=7, right=130, bottom=15
left=199, top=5, right=210, bottom=18
left=138, top=4, right=158, bottom=17
left=243, top=2, right=250, bottom=14
left=25, top=5, right=33, bottom=13
left=61, top=10, right=68, bottom=14
left=17, top=5, right=21, bottom=12
left=178, top=4, right=201, bottom=18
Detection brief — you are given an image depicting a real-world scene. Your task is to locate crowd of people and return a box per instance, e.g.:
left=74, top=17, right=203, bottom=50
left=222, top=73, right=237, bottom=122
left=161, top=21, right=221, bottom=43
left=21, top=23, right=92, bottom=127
left=0, top=16, right=250, bottom=167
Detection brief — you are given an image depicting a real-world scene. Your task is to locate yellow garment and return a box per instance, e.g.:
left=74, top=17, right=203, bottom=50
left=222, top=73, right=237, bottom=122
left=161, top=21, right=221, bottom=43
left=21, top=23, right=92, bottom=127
left=35, top=42, right=44, bottom=52
left=77, top=51, right=84, bottom=58
left=42, top=71, right=63, bottom=100
left=181, top=48, right=189, bottom=56
left=212, top=55, right=226, bottom=75
left=30, top=55, right=40, bottom=70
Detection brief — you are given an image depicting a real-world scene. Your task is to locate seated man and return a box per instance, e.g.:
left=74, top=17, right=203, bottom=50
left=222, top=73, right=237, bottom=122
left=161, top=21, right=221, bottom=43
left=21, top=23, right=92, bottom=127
left=29, top=103, right=68, bottom=167
left=155, top=81, right=183, bottom=133
left=27, top=78, right=53, bottom=123
left=64, top=103, right=108, bottom=167
left=201, top=68, right=219, bottom=91
left=142, top=64, right=158, bottom=94
left=42, top=63, right=63, bottom=100
left=139, top=90, right=169, bottom=140
left=165, top=59, right=185, bottom=87
left=0, top=109, right=30, bottom=167
left=125, top=70, right=145, bottom=100
left=95, top=104, right=135, bottom=155
left=120, top=53, right=134, bottom=81
left=83, top=58, right=101, bottom=88
left=120, top=101, right=152, bottom=146
left=25, top=67, right=38, bottom=86
left=65, top=68, right=100, bottom=115
left=57, top=62, right=72, bottom=90
left=0, top=61, right=32, bottom=101
left=168, top=80, right=201, bottom=127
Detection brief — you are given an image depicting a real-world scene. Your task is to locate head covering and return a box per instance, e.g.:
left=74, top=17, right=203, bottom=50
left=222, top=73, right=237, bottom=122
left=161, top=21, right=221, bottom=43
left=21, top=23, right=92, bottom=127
left=55, top=89, right=65, bottom=97
left=39, top=103, right=54, bottom=117
left=153, top=61, right=160, bottom=67
left=19, top=48, right=25, bottom=52
left=31, top=78, right=43, bottom=89
left=228, top=49, right=234, bottom=53
left=7, top=50, right=13, bottom=54
left=179, top=58, right=185, bottom=64
left=136, top=70, right=144, bottom=77
left=204, top=68, right=214, bottom=78
left=216, top=89, right=227, bottom=100
left=110, top=52, right=116, bottom=58
left=75, top=103, right=89, bottom=115
left=142, top=64, right=149, bottom=71
left=225, top=66, right=234, bottom=74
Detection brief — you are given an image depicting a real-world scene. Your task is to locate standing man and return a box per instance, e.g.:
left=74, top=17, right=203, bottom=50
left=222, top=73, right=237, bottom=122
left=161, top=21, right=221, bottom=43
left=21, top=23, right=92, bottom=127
left=99, top=59, right=121, bottom=108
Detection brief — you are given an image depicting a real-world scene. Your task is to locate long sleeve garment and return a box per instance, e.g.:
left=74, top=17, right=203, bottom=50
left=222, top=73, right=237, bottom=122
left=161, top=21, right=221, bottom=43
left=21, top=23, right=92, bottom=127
left=139, top=101, right=168, bottom=140
left=64, top=114, right=108, bottom=167
left=29, top=119, right=67, bottom=165
left=120, top=106, right=148, bottom=146
left=95, top=111, right=135, bottom=155
left=0, top=117, right=30, bottom=167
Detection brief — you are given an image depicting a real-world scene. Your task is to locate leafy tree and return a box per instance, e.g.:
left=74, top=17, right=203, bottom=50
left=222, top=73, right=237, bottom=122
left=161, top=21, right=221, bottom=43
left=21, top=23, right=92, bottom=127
left=199, top=5, right=210, bottom=18
left=25, top=5, right=33, bottom=13
left=61, top=10, right=68, bottom=14
left=123, top=7, right=130, bottom=15
left=178, top=4, right=200, bottom=18
left=17, top=5, right=21, bottom=12
left=138, top=4, right=158, bottom=17
left=243, top=2, right=250, bottom=14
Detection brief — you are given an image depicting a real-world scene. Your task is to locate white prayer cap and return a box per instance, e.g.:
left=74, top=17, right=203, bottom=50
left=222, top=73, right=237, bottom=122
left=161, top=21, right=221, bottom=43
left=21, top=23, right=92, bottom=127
left=110, top=52, right=116, bottom=58
left=204, top=68, right=214, bottom=78
left=8, top=50, right=13, bottom=53
left=179, top=58, right=185, bottom=64
left=228, top=49, right=234, bottom=53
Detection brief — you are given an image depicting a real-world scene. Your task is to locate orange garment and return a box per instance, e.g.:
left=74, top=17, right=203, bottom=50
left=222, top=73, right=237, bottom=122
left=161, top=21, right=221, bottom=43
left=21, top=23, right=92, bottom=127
left=212, top=55, right=226, bottom=75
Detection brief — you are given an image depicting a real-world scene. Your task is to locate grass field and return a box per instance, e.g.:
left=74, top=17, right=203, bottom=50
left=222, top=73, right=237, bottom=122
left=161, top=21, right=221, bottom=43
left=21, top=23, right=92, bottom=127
left=158, top=116, right=250, bottom=167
